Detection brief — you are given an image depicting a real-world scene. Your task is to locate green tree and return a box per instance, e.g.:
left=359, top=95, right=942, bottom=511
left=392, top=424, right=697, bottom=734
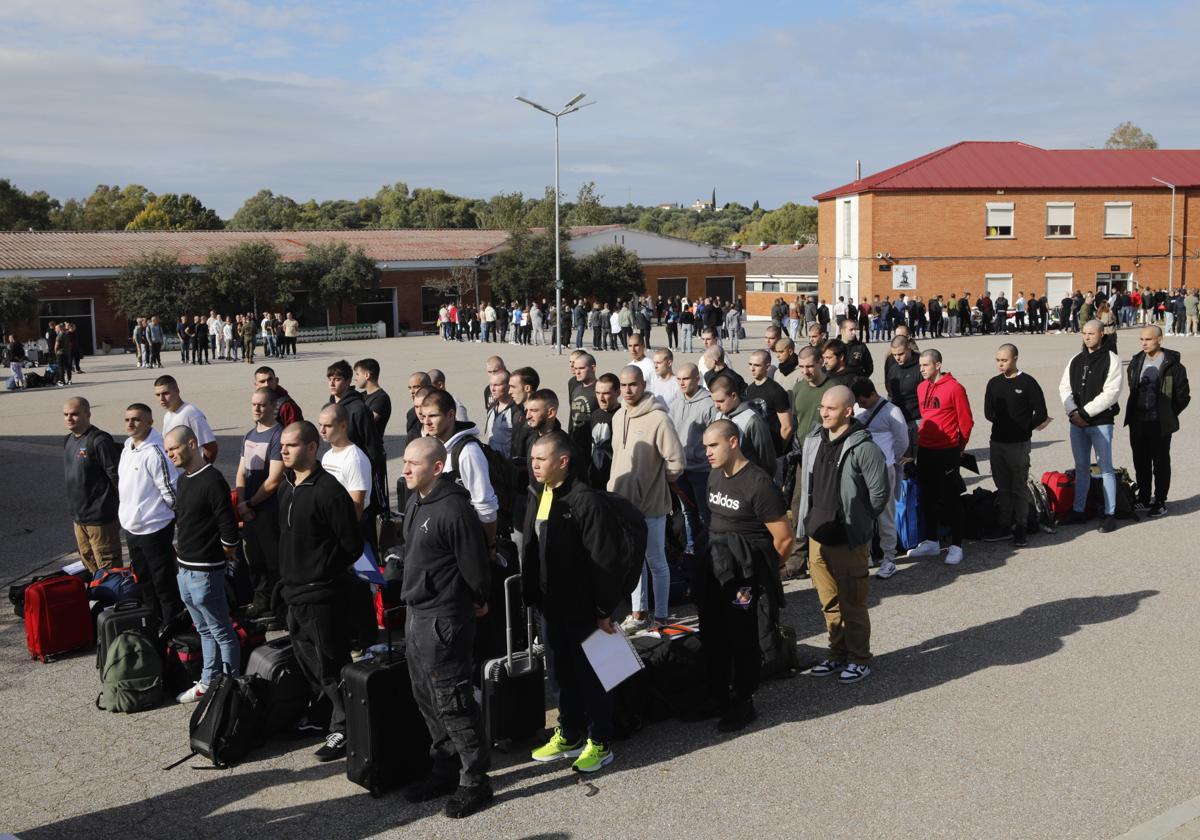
left=0, top=180, right=56, bottom=230
left=228, top=189, right=300, bottom=230
left=523, top=186, right=559, bottom=230
left=1105, top=121, right=1158, bottom=149
left=475, top=192, right=527, bottom=230
left=110, top=251, right=212, bottom=324
left=691, top=223, right=732, bottom=247
left=0, top=275, right=40, bottom=332
left=565, top=181, right=608, bottom=226
left=80, top=184, right=153, bottom=230
left=488, top=228, right=577, bottom=303
left=297, top=242, right=377, bottom=310
left=374, top=182, right=412, bottom=227
left=126, top=193, right=222, bottom=231
left=736, top=202, right=817, bottom=245
left=577, top=245, right=645, bottom=304
left=205, top=241, right=288, bottom=313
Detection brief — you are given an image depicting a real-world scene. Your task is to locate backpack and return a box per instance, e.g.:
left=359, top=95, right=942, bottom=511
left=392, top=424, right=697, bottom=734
left=449, top=436, right=516, bottom=528
left=89, top=567, right=140, bottom=608
left=96, top=630, right=164, bottom=713
left=171, top=673, right=266, bottom=768
left=1026, top=478, right=1056, bottom=533
left=594, top=491, right=648, bottom=596
left=744, top=397, right=772, bottom=427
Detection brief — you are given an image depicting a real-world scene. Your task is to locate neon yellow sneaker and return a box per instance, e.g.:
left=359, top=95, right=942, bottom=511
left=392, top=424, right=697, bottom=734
left=531, top=728, right=585, bottom=762
left=571, top=740, right=614, bottom=773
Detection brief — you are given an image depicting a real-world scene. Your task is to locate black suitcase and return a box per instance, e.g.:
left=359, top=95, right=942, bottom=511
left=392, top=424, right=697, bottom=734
left=95, top=600, right=156, bottom=672
left=340, top=608, right=432, bottom=797
left=481, top=575, right=546, bottom=745
left=245, top=637, right=311, bottom=736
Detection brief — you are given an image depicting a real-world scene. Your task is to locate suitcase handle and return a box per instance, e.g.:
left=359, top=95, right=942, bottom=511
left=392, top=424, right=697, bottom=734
left=502, top=574, right=535, bottom=672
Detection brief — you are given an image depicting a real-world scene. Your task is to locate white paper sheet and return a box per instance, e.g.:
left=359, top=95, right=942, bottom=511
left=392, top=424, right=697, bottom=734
left=581, top=628, right=645, bottom=692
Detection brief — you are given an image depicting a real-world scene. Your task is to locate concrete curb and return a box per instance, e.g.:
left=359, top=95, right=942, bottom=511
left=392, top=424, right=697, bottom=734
left=1116, top=796, right=1200, bottom=840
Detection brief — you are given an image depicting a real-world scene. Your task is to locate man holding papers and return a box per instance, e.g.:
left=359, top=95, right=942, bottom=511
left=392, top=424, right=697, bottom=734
left=523, top=431, right=626, bottom=774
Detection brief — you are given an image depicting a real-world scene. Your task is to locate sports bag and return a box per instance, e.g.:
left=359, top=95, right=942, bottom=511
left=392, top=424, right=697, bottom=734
left=89, top=567, right=140, bottom=609
left=167, top=672, right=266, bottom=769
left=96, top=629, right=164, bottom=713
left=895, top=475, right=921, bottom=552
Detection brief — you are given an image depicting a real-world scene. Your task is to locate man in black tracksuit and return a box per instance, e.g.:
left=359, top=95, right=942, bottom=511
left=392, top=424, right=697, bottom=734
left=399, top=436, right=493, bottom=819
left=326, top=359, right=385, bottom=510
left=277, top=420, right=364, bottom=763
left=522, top=432, right=625, bottom=773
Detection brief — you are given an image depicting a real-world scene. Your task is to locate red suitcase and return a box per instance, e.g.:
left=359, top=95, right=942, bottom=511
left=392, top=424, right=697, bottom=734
left=25, top=573, right=93, bottom=662
left=1042, top=471, right=1075, bottom=523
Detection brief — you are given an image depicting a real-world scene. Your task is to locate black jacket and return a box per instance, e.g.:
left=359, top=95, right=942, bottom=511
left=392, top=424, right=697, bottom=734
left=885, top=356, right=922, bottom=422
left=328, top=388, right=384, bottom=465
left=401, top=477, right=490, bottom=615
left=844, top=338, right=874, bottom=378
left=63, top=426, right=120, bottom=524
left=278, top=463, right=364, bottom=605
left=520, top=475, right=626, bottom=621
left=1125, top=348, right=1191, bottom=435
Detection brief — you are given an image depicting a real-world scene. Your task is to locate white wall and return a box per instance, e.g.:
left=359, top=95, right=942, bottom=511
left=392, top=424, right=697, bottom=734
left=569, top=228, right=741, bottom=262
left=834, top=195, right=859, bottom=303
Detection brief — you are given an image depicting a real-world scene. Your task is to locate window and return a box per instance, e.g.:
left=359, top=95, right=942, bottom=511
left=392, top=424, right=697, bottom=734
left=1045, top=203, right=1074, bottom=237
left=1045, top=273, right=1073, bottom=302
left=1104, top=202, right=1132, bottom=237
left=841, top=200, right=852, bottom=256
left=746, top=279, right=780, bottom=292
left=986, top=203, right=1014, bottom=238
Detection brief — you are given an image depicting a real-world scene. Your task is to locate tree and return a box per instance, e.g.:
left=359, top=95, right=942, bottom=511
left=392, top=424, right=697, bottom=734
left=110, top=251, right=212, bottom=325
left=228, top=190, right=300, bottom=230
left=0, top=180, right=56, bottom=230
left=488, top=228, right=578, bottom=304
left=736, top=202, right=818, bottom=245
left=80, top=184, right=153, bottom=230
left=577, top=245, right=645, bottom=304
left=297, top=242, right=377, bottom=310
left=205, top=241, right=288, bottom=313
left=523, top=186, right=559, bottom=230
left=0, top=275, right=40, bottom=333
left=474, top=192, right=526, bottom=230
left=424, top=264, right=478, bottom=304
left=1105, top=121, right=1158, bottom=150
left=565, top=181, right=608, bottom=226
left=126, top=193, right=223, bottom=231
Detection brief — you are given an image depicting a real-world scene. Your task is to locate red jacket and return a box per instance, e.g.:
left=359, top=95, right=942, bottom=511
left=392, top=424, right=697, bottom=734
left=917, top=372, right=973, bottom=450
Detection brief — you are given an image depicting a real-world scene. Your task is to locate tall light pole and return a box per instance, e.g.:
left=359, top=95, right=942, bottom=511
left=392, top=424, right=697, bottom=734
left=1152, top=176, right=1176, bottom=292
left=515, top=92, right=593, bottom=354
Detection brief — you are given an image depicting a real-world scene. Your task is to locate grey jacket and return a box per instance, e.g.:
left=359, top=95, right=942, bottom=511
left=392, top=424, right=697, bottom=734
left=724, top=401, right=775, bottom=475
left=669, top=388, right=720, bottom=471
left=799, top=422, right=888, bottom=549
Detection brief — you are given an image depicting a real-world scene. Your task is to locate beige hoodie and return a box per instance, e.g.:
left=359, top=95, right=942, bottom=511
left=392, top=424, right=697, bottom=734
left=608, top=394, right=686, bottom=517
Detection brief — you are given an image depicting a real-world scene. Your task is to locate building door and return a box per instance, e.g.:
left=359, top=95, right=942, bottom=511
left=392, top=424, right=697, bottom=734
left=705, top=276, right=734, bottom=303
left=39, top=298, right=95, bottom=355
left=1097, top=271, right=1132, bottom=294
left=355, top=288, right=397, bottom=337
left=657, top=277, right=687, bottom=300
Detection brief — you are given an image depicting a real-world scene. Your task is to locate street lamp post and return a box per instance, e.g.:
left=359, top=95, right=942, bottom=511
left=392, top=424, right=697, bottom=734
left=1151, top=176, right=1177, bottom=292
left=515, top=93, right=594, bottom=355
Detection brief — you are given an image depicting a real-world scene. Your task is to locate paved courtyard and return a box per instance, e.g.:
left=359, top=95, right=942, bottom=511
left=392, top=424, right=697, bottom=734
left=1, top=323, right=1198, bottom=839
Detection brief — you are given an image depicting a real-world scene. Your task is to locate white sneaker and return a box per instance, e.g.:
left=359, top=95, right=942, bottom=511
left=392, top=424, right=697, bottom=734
left=905, top=540, right=941, bottom=558
left=945, top=545, right=964, bottom=565
left=176, top=682, right=208, bottom=704
left=876, top=559, right=898, bottom=579
left=620, top=615, right=649, bottom=635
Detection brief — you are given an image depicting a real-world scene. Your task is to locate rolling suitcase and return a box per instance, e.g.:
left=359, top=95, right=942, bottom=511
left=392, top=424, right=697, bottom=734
left=96, top=600, right=157, bottom=672
left=25, top=573, right=93, bottom=662
left=1042, top=470, right=1075, bottom=523
left=481, top=575, right=546, bottom=745
left=341, top=608, right=432, bottom=797
left=246, top=637, right=311, bottom=736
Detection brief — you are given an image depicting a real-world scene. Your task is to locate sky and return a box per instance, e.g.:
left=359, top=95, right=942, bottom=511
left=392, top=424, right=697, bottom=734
left=0, top=0, right=1197, bottom=218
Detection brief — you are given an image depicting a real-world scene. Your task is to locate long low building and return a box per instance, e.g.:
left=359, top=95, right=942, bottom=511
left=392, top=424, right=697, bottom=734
left=742, top=242, right=818, bottom=318
left=0, top=226, right=747, bottom=353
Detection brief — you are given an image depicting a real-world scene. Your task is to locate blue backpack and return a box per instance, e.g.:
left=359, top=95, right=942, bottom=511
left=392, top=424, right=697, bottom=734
left=895, top=475, right=921, bottom=552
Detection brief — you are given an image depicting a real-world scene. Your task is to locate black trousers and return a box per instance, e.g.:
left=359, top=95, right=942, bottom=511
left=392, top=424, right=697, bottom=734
left=287, top=596, right=351, bottom=733
left=543, top=609, right=612, bottom=744
left=406, top=610, right=489, bottom=786
left=242, top=508, right=280, bottom=612
left=126, top=522, right=184, bottom=630
left=1130, top=422, right=1172, bottom=503
left=666, top=323, right=678, bottom=348
left=150, top=342, right=162, bottom=366
left=695, top=563, right=761, bottom=705
left=917, top=446, right=965, bottom=546
left=180, top=339, right=190, bottom=363
left=592, top=327, right=603, bottom=349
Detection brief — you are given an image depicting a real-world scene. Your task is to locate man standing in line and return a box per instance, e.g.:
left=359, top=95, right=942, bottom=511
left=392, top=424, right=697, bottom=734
left=1125, top=325, right=1189, bottom=517
left=421, top=391, right=501, bottom=551
left=710, top=375, right=775, bottom=475
left=277, top=420, right=364, bottom=762
left=482, top=370, right=518, bottom=458
left=746, top=349, right=793, bottom=474
left=63, top=397, right=122, bottom=573
left=282, top=311, right=300, bottom=356
left=223, top=317, right=237, bottom=363
left=627, top=334, right=655, bottom=381
left=567, top=353, right=599, bottom=454
left=355, top=358, right=392, bottom=512
left=53, top=323, right=73, bottom=386
left=669, top=363, right=719, bottom=527
left=839, top=320, right=874, bottom=379
left=240, top=314, right=257, bottom=364
left=254, top=366, right=304, bottom=428
left=155, top=375, right=219, bottom=464
left=724, top=301, right=742, bottom=354
left=319, top=402, right=376, bottom=555
left=148, top=316, right=164, bottom=368
left=207, top=311, right=222, bottom=359
left=118, top=403, right=183, bottom=630
left=428, top=368, right=471, bottom=422
left=193, top=314, right=209, bottom=365
left=176, top=316, right=191, bottom=366
left=326, top=360, right=384, bottom=510
left=132, top=318, right=147, bottom=369
left=801, top=386, right=888, bottom=684
left=983, top=344, right=1049, bottom=546
left=884, top=337, right=922, bottom=454
left=905, top=350, right=974, bottom=565
left=772, top=337, right=802, bottom=393
left=648, top=347, right=683, bottom=409
left=850, top=379, right=910, bottom=579
left=235, top=388, right=285, bottom=621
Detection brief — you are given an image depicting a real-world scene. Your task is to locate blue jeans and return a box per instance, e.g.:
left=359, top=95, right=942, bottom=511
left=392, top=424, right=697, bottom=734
left=176, top=568, right=240, bottom=685
left=1070, top=423, right=1116, bottom=515
left=575, top=326, right=585, bottom=348
left=480, top=322, right=490, bottom=342
left=631, top=515, right=670, bottom=620
left=681, top=324, right=694, bottom=353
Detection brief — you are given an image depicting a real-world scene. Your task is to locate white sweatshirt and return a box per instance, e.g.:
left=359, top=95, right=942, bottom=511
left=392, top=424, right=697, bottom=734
left=118, top=427, right=179, bottom=535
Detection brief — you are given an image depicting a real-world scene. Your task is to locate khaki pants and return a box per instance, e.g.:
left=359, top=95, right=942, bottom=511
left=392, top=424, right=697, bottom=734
left=808, top=538, right=871, bottom=664
left=73, top=521, right=122, bottom=573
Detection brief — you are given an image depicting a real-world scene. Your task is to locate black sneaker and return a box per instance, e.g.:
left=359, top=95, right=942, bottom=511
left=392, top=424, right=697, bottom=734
left=1133, top=499, right=1151, bottom=512
left=1011, top=527, right=1028, bottom=548
left=1148, top=502, right=1167, bottom=518
left=314, top=731, right=346, bottom=762
left=444, top=781, right=494, bottom=818
left=1099, top=516, right=1117, bottom=533
left=403, top=774, right=459, bottom=803
left=1064, top=510, right=1088, bottom=525
left=716, top=698, right=758, bottom=733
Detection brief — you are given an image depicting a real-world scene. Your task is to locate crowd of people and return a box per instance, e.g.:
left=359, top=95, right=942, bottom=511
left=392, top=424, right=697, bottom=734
left=51, top=291, right=1191, bottom=820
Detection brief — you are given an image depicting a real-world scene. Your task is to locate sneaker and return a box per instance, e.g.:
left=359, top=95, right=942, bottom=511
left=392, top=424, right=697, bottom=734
left=982, top=527, right=1012, bottom=543
left=1132, top=499, right=1150, bottom=512
left=531, top=728, right=585, bottom=762
left=1011, top=528, right=1028, bottom=548
left=1147, top=502, right=1167, bottom=518
left=716, top=699, right=757, bottom=733
left=905, top=539, right=941, bottom=558
left=572, top=739, right=615, bottom=772
left=1064, top=510, right=1088, bottom=525
left=175, top=682, right=207, bottom=704
left=838, top=663, right=872, bottom=684
left=314, top=731, right=346, bottom=762
left=806, top=658, right=846, bottom=677
left=620, top=615, right=649, bottom=635
left=403, top=774, right=458, bottom=803
left=876, top=559, right=898, bottom=579
left=944, top=545, right=964, bottom=565
left=444, top=781, right=494, bottom=818
left=1099, top=516, right=1117, bottom=533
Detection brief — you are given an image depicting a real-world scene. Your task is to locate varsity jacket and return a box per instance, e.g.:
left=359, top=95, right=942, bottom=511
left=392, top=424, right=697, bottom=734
left=1060, top=348, right=1122, bottom=426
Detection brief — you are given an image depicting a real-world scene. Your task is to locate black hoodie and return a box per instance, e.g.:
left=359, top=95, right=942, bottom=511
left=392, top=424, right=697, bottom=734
left=278, top=463, right=363, bottom=605
left=63, top=425, right=121, bottom=524
left=327, top=388, right=383, bottom=464
left=401, top=478, right=490, bottom=616
left=885, top=355, right=922, bottom=422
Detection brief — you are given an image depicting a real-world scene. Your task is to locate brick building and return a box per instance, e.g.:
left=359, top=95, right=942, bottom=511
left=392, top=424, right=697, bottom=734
left=742, top=242, right=818, bottom=318
left=0, top=226, right=745, bottom=353
left=814, top=141, right=1200, bottom=307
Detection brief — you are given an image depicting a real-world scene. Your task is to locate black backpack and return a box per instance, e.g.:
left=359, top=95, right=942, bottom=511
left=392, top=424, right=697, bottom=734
left=449, top=436, right=517, bottom=528
left=592, top=491, right=648, bottom=596
left=167, top=673, right=266, bottom=769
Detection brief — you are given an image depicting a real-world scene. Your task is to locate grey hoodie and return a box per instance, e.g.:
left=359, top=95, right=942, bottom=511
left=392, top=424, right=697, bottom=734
left=669, top=387, right=720, bottom=471
left=798, top=421, right=888, bottom=549
left=724, top=401, right=775, bottom=475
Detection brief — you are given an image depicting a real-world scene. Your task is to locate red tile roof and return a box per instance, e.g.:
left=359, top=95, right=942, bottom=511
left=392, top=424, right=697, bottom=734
left=813, top=141, right=1200, bottom=200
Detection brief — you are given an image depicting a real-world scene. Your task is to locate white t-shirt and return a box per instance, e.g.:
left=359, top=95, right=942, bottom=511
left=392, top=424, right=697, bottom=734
left=163, top=402, right=215, bottom=447
left=649, top=374, right=682, bottom=409
left=223, top=322, right=234, bottom=341
left=322, top=443, right=372, bottom=495
left=207, top=316, right=221, bottom=336
left=631, top=357, right=655, bottom=381
left=610, top=312, right=622, bottom=334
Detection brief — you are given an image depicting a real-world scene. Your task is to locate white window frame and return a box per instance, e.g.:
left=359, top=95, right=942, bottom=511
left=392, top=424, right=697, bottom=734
left=841, top=200, right=852, bottom=256
left=1104, top=201, right=1133, bottom=238
left=1045, top=272, right=1073, bottom=300
left=747, top=279, right=781, bottom=292
left=1045, top=202, right=1075, bottom=238
left=986, top=202, right=1015, bottom=239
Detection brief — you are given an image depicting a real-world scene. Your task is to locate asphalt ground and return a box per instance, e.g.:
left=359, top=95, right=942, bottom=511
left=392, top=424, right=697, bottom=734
left=1, top=323, right=1196, bottom=840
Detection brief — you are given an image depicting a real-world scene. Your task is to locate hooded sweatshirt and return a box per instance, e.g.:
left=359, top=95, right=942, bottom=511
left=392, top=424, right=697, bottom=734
left=118, top=427, right=178, bottom=535
left=609, top=394, right=686, bottom=517
left=278, top=463, right=364, bottom=605
left=800, top=421, right=889, bottom=549
left=327, top=388, right=383, bottom=464
left=401, top=478, right=490, bottom=616
left=917, top=372, right=974, bottom=450
left=669, top=388, right=720, bottom=471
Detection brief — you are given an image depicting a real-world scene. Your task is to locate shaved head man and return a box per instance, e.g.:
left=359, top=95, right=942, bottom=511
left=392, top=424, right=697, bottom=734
left=63, top=395, right=123, bottom=573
